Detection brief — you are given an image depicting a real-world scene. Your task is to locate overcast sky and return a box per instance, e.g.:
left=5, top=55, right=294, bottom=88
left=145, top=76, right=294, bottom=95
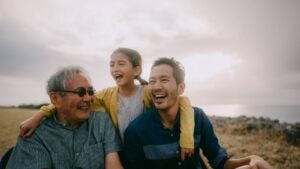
left=0, top=0, right=299, bottom=106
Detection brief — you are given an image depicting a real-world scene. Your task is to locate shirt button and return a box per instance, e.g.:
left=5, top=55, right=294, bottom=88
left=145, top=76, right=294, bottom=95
left=176, top=150, right=179, bottom=154
left=171, top=133, right=173, bottom=136
left=178, top=161, right=182, bottom=166
left=75, top=152, right=80, bottom=156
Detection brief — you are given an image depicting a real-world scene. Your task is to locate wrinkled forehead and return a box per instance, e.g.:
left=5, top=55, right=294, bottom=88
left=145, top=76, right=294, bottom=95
left=65, top=73, right=92, bottom=89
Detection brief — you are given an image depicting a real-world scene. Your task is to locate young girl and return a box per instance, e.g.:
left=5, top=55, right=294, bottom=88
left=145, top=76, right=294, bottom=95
left=19, top=48, right=195, bottom=160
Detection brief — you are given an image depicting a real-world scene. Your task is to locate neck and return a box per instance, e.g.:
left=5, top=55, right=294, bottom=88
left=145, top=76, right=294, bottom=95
left=56, top=111, right=79, bottom=128
left=158, top=100, right=180, bottom=129
left=118, top=82, right=138, bottom=97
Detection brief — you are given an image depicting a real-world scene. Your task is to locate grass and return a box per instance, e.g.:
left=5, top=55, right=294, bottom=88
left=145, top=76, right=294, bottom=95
left=0, top=108, right=37, bottom=155
left=214, top=124, right=300, bottom=169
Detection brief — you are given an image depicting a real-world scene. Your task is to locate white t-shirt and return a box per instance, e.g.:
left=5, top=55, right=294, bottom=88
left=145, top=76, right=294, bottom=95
left=117, top=85, right=144, bottom=140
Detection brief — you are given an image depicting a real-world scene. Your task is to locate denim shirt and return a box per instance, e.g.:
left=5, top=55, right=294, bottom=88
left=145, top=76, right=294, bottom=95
left=6, top=111, right=121, bottom=169
left=123, top=106, right=228, bottom=169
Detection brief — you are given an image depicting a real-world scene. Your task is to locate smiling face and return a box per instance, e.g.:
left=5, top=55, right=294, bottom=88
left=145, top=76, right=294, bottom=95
left=50, top=74, right=94, bottom=127
left=110, top=52, right=141, bottom=87
left=148, top=64, right=185, bottom=113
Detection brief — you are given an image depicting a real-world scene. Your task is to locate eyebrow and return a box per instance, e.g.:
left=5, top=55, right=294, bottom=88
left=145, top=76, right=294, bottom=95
left=110, top=60, right=127, bottom=64
left=150, top=75, right=170, bottom=79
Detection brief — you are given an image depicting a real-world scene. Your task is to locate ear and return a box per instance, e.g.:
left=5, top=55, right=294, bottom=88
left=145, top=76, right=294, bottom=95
left=49, top=92, right=62, bottom=108
left=178, top=82, right=185, bottom=95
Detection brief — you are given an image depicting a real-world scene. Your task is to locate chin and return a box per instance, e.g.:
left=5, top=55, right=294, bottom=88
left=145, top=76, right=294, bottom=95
left=80, top=114, right=90, bottom=121
left=79, top=110, right=91, bottom=119
left=154, top=104, right=166, bottom=111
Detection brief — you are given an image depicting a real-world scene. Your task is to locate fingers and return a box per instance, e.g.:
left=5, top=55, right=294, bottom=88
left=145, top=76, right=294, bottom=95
left=236, top=165, right=251, bottom=169
left=181, top=150, right=185, bottom=161
left=19, top=127, right=30, bottom=138
left=180, top=148, right=194, bottom=161
left=19, top=128, right=25, bottom=137
left=19, top=124, right=27, bottom=137
left=249, top=163, right=259, bottom=169
left=249, top=155, right=272, bottom=169
left=24, top=128, right=34, bottom=138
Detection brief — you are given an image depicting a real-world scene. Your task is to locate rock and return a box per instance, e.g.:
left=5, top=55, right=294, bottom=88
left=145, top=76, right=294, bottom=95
left=209, top=115, right=300, bottom=146
left=283, top=123, right=300, bottom=146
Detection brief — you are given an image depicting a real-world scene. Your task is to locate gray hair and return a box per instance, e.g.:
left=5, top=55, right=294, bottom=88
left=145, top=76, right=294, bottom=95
left=47, top=66, right=92, bottom=95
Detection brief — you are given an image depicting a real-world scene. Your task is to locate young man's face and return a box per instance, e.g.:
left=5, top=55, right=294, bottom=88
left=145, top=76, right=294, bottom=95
left=148, top=64, right=185, bottom=112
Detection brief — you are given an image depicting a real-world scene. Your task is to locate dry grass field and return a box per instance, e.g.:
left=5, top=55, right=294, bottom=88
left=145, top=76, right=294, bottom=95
left=0, top=108, right=38, bottom=156
left=0, top=108, right=299, bottom=168
left=215, top=128, right=300, bottom=169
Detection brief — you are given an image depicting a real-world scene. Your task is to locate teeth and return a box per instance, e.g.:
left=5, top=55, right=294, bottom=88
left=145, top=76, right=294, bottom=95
left=77, top=102, right=92, bottom=109
left=115, top=75, right=122, bottom=80
left=155, top=94, right=166, bottom=99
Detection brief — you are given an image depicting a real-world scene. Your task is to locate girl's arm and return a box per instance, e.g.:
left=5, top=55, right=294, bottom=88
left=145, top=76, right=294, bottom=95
left=178, top=96, right=195, bottom=160
left=19, top=104, right=55, bottom=137
left=19, top=89, right=109, bottom=137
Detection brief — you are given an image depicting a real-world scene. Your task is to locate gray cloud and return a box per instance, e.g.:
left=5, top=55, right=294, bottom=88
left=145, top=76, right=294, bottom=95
left=0, top=0, right=299, bottom=106
left=176, top=0, right=300, bottom=105
left=0, top=20, right=71, bottom=78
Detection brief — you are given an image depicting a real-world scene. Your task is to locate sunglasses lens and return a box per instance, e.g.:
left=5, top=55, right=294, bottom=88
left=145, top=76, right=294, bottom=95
left=77, top=87, right=86, bottom=97
left=87, top=88, right=95, bottom=96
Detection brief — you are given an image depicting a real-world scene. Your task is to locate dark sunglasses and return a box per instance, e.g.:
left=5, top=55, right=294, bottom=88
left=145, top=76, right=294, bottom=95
left=57, top=87, right=95, bottom=97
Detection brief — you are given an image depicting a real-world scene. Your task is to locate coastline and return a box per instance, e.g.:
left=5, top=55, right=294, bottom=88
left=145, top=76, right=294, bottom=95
left=201, top=104, right=300, bottom=124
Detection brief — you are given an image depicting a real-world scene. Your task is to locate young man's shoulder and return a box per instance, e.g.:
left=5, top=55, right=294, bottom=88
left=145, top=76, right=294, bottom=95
left=192, top=106, right=206, bottom=117
left=192, top=106, right=212, bottom=125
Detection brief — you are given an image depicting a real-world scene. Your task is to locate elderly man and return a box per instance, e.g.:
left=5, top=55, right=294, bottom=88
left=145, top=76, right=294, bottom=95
left=123, top=57, right=272, bottom=169
left=6, top=66, right=123, bottom=169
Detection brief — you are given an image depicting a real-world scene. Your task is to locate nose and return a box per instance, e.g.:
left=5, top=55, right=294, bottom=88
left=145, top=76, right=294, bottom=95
left=82, top=92, right=93, bottom=102
left=151, top=81, right=163, bottom=91
left=110, top=64, right=120, bottom=73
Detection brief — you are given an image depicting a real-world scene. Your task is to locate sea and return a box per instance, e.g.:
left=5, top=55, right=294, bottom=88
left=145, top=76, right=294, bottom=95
left=199, top=104, right=300, bottom=124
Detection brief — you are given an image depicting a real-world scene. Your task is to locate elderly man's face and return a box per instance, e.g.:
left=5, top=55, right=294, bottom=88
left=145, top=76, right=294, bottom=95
left=57, top=74, right=93, bottom=124
left=148, top=64, right=184, bottom=112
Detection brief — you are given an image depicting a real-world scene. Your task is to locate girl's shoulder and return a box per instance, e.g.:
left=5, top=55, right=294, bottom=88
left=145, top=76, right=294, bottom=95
left=97, top=86, right=118, bottom=94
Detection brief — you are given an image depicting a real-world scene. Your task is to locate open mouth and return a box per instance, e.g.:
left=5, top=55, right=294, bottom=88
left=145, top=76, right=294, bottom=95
left=77, top=102, right=92, bottom=110
left=114, top=74, right=123, bottom=81
left=153, top=94, right=167, bottom=101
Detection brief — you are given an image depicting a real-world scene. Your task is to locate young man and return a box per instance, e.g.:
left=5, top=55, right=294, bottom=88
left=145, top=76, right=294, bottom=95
left=6, top=66, right=123, bottom=169
left=123, top=57, right=272, bottom=169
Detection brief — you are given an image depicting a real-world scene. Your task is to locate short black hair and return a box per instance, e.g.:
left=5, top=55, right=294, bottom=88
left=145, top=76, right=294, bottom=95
left=151, top=57, right=185, bottom=84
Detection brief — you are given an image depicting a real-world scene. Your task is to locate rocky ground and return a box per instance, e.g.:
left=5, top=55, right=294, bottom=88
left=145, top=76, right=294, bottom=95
left=210, top=116, right=300, bottom=169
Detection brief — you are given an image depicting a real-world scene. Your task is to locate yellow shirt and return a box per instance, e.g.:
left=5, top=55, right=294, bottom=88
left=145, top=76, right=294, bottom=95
left=41, top=86, right=195, bottom=148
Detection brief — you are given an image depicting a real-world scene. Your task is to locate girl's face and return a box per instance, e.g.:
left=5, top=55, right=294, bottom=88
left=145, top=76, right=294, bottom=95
left=110, top=52, right=141, bottom=87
